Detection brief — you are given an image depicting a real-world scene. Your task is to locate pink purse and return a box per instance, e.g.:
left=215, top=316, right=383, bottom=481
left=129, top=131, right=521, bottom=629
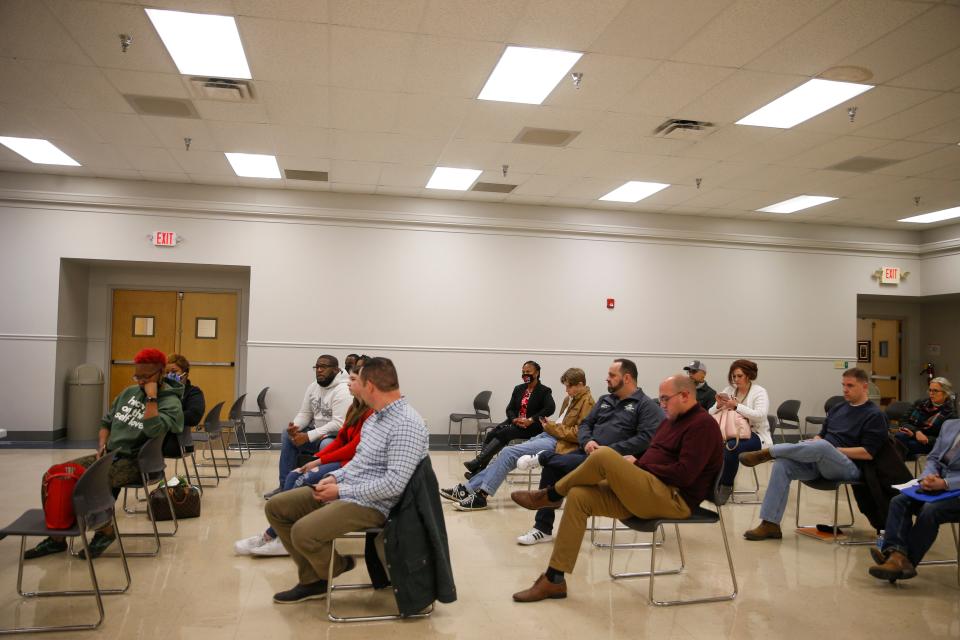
left=714, top=410, right=751, bottom=451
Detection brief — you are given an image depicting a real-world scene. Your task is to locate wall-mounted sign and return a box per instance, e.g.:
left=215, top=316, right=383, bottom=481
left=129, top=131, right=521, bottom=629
left=879, top=266, right=901, bottom=284
left=153, top=231, right=177, bottom=247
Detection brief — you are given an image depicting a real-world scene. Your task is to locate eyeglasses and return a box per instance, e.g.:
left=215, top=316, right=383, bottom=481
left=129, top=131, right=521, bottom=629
left=132, top=368, right=161, bottom=382
left=658, top=392, right=681, bottom=405
left=313, top=363, right=336, bottom=370
left=929, top=388, right=946, bottom=394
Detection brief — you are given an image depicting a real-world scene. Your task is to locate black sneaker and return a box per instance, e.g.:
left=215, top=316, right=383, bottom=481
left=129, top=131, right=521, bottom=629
left=263, top=487, right=283, bottom=500
left=24, top=537, right=67, bottom=559
left=454, top=491, right=488, bottom=511
left=273, top=580, right=328, bottom=604
left=77, top=532, right=116, bottom=560
left=440, top=483, right=471, bottom=502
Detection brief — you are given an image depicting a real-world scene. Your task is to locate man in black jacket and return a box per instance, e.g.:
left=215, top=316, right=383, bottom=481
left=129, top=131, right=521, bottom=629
left=464, top=361, right=555, bottom=477
left=684, top=360, right=716, bottom=411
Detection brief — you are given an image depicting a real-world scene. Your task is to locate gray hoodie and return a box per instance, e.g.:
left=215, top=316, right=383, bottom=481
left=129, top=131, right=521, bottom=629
left=292, top=369, right=352, bottom=442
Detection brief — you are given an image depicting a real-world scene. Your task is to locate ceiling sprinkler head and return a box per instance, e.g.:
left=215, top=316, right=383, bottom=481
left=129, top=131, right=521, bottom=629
left=119, top=34, right=133, bottom=53
left=914, top=196, right=921, bottom=207
left=502, top=164, right=509, bottom=178
left=695, top=178, right=702, bottom=189
left=571, top=72, right=583, bottom=90
left=847, top=106, right=858, bottom=123
left=184, top=137, right=192, bottom=151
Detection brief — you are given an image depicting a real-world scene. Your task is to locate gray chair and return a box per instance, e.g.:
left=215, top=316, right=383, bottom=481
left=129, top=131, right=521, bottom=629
left=115, top=435, right=178, bottom=556
left=0, top=455, right=131, bottom=634
left=804, top=395, right=844, bottom=435
left=447, top=390, right=492, bottom=450
left=192, top=402, right=230, bottom=485
left=241, top=387, right=272, bottom=450
left=794, top=477, right=869, bottom=545
left=774, top=399, right=802, bottom=442
left=223, top=394, right=251, bottom=463
left=163, top=429, right=203, bottom=496
left=885, top=401, right=913, bottom=427
left=607, top=469, right=738, bottom=606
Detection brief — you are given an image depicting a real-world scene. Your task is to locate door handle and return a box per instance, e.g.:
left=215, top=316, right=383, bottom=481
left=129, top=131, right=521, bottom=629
left=870, top=375, right=897, bottom=381
left=190, top=361, right=235, bottom=367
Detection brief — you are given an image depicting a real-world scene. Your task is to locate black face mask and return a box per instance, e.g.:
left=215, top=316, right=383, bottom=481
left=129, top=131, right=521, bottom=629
left=522, top=374, right=535, bottom=384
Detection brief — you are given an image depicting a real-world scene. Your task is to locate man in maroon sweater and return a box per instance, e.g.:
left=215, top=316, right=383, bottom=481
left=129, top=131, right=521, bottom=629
left=509, top=374, right=723, bottom=602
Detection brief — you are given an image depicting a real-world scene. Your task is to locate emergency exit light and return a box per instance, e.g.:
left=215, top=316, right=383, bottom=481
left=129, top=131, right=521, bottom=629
left=153, top=231, right=177, bottom=247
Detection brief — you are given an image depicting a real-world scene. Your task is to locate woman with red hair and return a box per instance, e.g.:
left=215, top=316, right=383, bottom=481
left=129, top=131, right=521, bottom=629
left=24, top=348, right=184, bottom=560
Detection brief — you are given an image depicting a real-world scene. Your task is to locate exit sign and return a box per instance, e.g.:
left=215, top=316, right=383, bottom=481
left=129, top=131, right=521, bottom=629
left=153, top=231, right=177, bottom=247
left=880, top=266, right=901, bottom=284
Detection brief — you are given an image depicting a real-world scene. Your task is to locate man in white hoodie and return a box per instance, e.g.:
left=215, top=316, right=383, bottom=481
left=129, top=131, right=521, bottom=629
left=265, top=354, right=351, bottom=499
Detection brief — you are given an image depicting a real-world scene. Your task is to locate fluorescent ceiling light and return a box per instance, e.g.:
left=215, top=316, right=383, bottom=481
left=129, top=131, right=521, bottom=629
left=0, top=136, right=79, bottom=165
left=224, top=152, right=280, bottom=178
left=736, top=79, right=873, bottom=129
left=478, top=46, right=583, bottom=105
left=899, top=206, right=960, bottom=224
left=757, top=195, right=837, bottom=214
left=146, top=8, right=251, bottom=79
left=426, top=167, right=482, bottom=191
left=599, top=181, right=670, bottom=203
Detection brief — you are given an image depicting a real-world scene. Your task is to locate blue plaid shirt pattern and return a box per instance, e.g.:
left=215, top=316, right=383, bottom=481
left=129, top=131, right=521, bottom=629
left=329, top=397, right=429, bottom=516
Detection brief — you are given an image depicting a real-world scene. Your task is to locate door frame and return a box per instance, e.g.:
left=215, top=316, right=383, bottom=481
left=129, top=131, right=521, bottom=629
left=856, top=313, right=906, bottom=404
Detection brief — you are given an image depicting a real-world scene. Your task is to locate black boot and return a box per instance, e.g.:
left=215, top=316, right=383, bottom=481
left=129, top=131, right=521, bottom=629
left=464, top=440, right=502, bottom=476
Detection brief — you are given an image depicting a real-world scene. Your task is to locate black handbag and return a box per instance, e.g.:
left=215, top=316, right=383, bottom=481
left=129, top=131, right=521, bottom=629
left=149, top=484, right=201, bottom=521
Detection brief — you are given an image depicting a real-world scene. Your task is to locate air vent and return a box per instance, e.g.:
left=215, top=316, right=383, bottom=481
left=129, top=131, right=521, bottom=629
left=187, top=77, right=255, bottom=102
left=471, top=182, right=517, bottom=193
left=512, top=127, right=580, bottom=147
left=284, top=169, right=328, bottom=182
left=827, top=156, right=900, bottom=172
left=124, top=95, right=199, bottom=118
left=653, top=118, right=715, bottom=139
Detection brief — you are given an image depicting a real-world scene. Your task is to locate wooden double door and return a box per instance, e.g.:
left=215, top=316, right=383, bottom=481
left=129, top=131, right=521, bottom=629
left=110, top=289, right=238, bottom=416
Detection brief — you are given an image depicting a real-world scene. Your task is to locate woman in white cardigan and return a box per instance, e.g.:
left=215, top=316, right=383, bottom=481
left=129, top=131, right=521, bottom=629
left=709, top=359, right=771, bottom=504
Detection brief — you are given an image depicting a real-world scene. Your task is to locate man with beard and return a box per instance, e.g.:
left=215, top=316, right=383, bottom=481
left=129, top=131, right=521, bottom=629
left=265, top=354, right=351, bottom=499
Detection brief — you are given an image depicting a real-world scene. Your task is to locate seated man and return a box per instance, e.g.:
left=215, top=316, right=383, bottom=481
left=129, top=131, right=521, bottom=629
left=440, top=367, right=596, bottom=511
left=266, top=354, right=351, bottom=499
left=508, top=374, right=722, bottom=601
left=462, top=360, right=555, bottom=477
left=25, top=348, right=183, bottom=559
left=741, top=367, right=888, bottom=541
left=513, top=358, right=663, bottom=544
left=264, top=357, right=429, bottom=603
left=869, top=417, right=960, bottom=582
left=684, top=360, right=716, bottom=411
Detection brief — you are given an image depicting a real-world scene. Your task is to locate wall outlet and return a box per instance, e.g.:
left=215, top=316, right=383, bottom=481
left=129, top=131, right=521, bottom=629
left=834, top=360, right=848, bottom=369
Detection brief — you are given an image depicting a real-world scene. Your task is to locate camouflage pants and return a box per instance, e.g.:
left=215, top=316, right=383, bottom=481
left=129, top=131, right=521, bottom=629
left=41, top=453, right=141, bottom=504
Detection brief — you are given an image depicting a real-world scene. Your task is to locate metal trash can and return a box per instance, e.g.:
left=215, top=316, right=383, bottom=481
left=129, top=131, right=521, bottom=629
left=67, top=364, right=104, bottom=441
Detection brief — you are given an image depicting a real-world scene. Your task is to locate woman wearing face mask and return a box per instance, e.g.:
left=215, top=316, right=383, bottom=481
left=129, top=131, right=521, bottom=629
left=463, top=361, right=556, bottom=478
left=895, top=377, right=956, bottom=456
left=709, top=359, right=771, bottom=505
left=165, top=354, right=205, bottom=429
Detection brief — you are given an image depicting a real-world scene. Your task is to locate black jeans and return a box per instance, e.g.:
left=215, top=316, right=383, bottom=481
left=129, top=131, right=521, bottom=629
left=533, top=451, right=587, bottom=534
left=882, top=493, right=960, bottom=565
left=483, top=422, right=545, bottom=448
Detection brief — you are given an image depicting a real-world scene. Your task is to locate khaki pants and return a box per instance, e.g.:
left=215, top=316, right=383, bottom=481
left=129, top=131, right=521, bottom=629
left=550, top=447, right=691, bottom=573
left=265, top=486, right=385, bottom=585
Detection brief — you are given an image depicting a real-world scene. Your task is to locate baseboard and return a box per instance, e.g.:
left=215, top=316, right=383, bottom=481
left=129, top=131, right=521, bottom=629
left=1, top=428, right=68, bottom=443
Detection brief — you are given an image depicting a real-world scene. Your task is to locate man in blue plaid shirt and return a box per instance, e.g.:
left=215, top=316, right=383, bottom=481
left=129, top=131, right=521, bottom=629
left=265, top=357, right=430, bottom=604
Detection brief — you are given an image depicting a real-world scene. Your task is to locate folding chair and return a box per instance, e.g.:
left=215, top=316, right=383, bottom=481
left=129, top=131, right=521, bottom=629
left=447, top=390, right=492, bottom=450
left=223, top=394, right=251, bottom=463
left=794, top=477, right=870, bottom=545
left=193, top=402, right=230, bottom=485
left=113, top=436, right=178, bottom=556
left=241, top=387, right=273, bottom=450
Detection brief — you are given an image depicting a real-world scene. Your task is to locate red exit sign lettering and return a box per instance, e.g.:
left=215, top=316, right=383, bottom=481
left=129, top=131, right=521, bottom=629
left=880, top=266, right=900, bottom=284
left=153, top=231, right=177, bottom=247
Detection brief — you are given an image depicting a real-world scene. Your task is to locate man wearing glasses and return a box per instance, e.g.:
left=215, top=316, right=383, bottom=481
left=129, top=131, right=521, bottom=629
left=509, top=374, right=722, bottom=602
left=266, top=355, right=351, bottom=499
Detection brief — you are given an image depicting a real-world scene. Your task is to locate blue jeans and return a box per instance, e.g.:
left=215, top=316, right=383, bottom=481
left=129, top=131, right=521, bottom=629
left=278, top=429, right=333, bottom=488
left=721, top=433, right=761, bottom=486
left=266, top=461, right=343, bottom=539
left=759, top=439, right=861, bottom=524
left=894, top=432, right=934, bottom=457
left=882, top=493, right=960, bottom=565
left=466, top=433, right=557, bottom=496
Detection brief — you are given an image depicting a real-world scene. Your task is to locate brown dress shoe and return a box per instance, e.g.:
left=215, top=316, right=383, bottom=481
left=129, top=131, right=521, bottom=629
left=868, top=550, right=917, bottom=582
left=869, top=546, right=887, bottom=565
left=739, top=449, right=773, bottom=468
left=743, top=520, right=783, bottom=541
left=511, top=489, right=563, bottom=511
left=512, top=574, right=567, bottom=602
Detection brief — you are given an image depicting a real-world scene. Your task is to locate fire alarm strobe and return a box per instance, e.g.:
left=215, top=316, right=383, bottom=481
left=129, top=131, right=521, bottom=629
left=606, top=298, right=615, bottom=309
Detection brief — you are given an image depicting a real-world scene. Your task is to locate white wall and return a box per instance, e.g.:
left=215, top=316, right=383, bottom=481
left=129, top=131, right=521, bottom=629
left=0, top=171, right=952, bottom=440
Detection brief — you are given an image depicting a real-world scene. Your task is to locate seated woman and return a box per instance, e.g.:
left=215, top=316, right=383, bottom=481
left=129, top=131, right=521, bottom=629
left=234, top=366, right=372, bottom=556
left=709, top=359, right=771, bottom=505
left=462, top=361, right=555, bottom=477
left=161, top=353, right=205, bottom=458
left=895, top=377, right=955, bottom=457
left=441, top=368, right=594, bottom=511
left=25, top=348, right=183, bottom=559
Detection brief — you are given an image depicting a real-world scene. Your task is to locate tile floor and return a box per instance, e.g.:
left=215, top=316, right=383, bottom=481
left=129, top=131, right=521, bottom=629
left=1, top=447, right=958, bottom=639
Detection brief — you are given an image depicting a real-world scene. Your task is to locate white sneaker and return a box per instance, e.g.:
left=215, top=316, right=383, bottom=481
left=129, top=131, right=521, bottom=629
left=234, top=532, right=271, bottom=555
left=249, top=536, right=289, bottom=557
left=517, top=528, right=553, bottom=545
left=517, top=451, right=546, bottom=472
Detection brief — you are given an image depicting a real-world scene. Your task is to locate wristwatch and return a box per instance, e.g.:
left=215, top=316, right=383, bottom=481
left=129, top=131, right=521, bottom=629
left=145, top=396, right=158, bottom=403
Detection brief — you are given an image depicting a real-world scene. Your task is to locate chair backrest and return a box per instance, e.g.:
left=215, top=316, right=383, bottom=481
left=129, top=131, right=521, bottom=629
left=473, top=390, right=492, bottom=416
left=885, top=400, right=913, bottom=424
left=256, top=387, right=269, bottom=412
left=766, top=414, right=779, bottom=439
left=137, top=434, right=166, bottom=476
left=72, top=455, right=117, bottom=531
left=202, top=401, right=226, bottom=435
left=824, top=395, right=844, bottom=413
left=228, top=394, right=247, bottom=421
left=704, top=464, right=725, bottom=507
left=776, top=399, right=801, bottom=421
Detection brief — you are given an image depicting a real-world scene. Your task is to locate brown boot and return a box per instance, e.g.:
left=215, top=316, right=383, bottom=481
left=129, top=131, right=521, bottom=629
left=511, top=489, right=563, bottom=511
left=868, top=550, right=917, bottom=582
left=743, top=520, right=782, bottom=541
left=512, top=573, right=567, bottom=602
left=739, top=449, right=773, bottom=468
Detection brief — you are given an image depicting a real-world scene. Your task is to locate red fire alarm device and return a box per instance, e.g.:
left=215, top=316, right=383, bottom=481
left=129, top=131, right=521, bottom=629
left=606, top=298, right=615, bottom=309
left=153, top=231, right=177, bottom=247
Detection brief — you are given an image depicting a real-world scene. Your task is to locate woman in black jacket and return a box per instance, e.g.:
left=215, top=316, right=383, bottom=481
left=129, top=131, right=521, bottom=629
left=464, top=361, right=555, bottom=477
left=166, top=353, right=206, bottom=427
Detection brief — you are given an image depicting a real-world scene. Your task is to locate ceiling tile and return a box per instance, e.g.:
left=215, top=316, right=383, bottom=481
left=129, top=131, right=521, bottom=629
left=329, top=26, right=416, bottom=92
left=329, top=159, right=382, bottom=184
left=19, top=61, right=133, bottom=113
left=404, top=35, right=502, bottom=98
left=438, top=139, right=506, bottom=169
left=101, top=69, right=190, bottom=99
left=908, top=117, right=960, bottom=144
left=0, top=59, right=66, bottom=107
left=73, top=111, right=161, bottom=146
left=614, top=62, right=737, bottom=117
left=141, top=117, right=217, bottom=151
left=271, top=125, right=330, bottom=157
left=392, top=94, right=470, bottom=139
left=873, top=145, right=960, bottom=178
left=419, top=0, right=526, bottom=41
left=680, top=125, right=781, bottom=161
left=116, top=145, right=181, bottom=172
left=389, top=135, right=446, bottom=165
left=169, top=149, right=234, bottom=175
left=65, top=142, right=133, bottom=169
left=233, top=0, right=329, bottom=23
left=508, top=0, right=629, bottom=50
left=378, top=163, right=433, bottom=187
left=852, top=92, right=960, bottom=140
left=679, top=69, right=807, bottom=124
left=22, top=107, right=105, bottom=143
left=277, top=155, right=330, bottom=172
left=239, top=17, right=329, bottom=84
left=455, top=101, right=539, bottom=143
left=510, top=174, right=569, bottom=197
left=138, top=170, right=190, bottom=182
left=888, top=47, right=960, bottom=92
left=546, top=54, right=660, bottom=111
left=590, top=0, right=732, bottom=59
left=722, top=164, right=815, bottom=191
left=726, top=129, right=835, bottom=164
left=0, top=0, right=94, bottom=65
left=194, top=100, right=269, bottom=124
left=780, top=135, right=890, bottom=169
left=257, top=81, right=329, bottom=127
left=0, top=104, right=43, bottom=137
left=330, top=88, right=399, bottom=132
left=329, top=0, right=427, bottom=31
left=208, top=121, right=276, bottom=153
left=796, top=86, right=939, bottom=136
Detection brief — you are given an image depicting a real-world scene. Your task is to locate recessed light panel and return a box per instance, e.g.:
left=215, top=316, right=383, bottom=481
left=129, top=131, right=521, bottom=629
left=736, top=79, right=873, bottom=129
left=225, top=152, right=280, bottom=178
left=899, top=206, right=960, bottom=224
left=757, top=195, right=838, bottom=214
left=146, top=8, right=251, bottom=79
left=426, top=167, right=482, bottom=191
left=0, top=136, right=80, bottom=166
left=478, top=46, right=582, bottom=105
left=599, top=181, right=670, bottom=203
